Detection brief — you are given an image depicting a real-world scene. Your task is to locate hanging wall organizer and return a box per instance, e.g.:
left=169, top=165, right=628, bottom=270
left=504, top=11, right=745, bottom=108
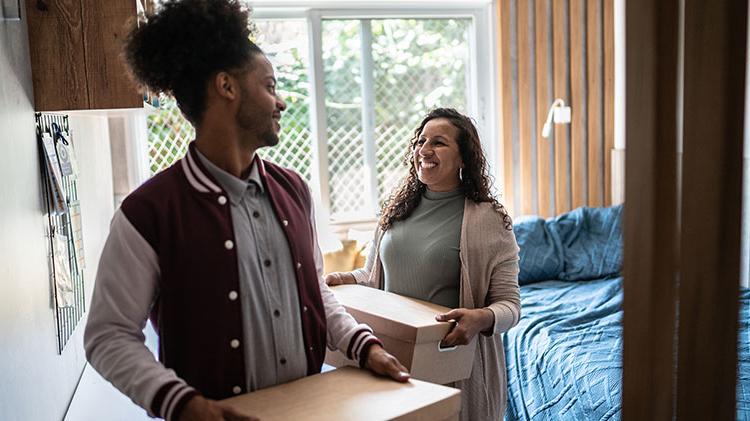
left=36, top=112, right=86, bottom=354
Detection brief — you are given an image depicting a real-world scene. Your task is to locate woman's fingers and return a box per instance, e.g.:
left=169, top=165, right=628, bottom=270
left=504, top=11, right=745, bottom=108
left=441, top=326, right=470, bottom=346
left=324, top=272, right=342, bottom=286
left=435, top=308, right=464, bottom=322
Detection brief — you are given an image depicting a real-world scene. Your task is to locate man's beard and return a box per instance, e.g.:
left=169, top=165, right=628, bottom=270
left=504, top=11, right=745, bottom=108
left=236, top=90, right=280, bottom=147
left=261, top=131, right=280, bottom=147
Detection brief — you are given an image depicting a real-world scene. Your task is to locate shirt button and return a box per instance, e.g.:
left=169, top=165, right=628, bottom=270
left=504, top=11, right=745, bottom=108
left=228, top=291, right=238, bottom=301
left=264, top=259, right=271, bottom=267
left=296, top=262, right=302, bottom=270
left=224, top=240, right=234, bottom=250
left=230, top=339, right=240, bottom=349
left=218, top=195, right=227, bottom=205
left=273, top=309, right=280, bottom=317
left=303, top=306, right=308, bottom=312
left=282, top=220, right=289, bottom=226
left=232, top=386, right=242, bottom=395
left=309, top=346, right=314, bottom=352
left=252, top=210, right=260, bottom=218
left=280, top=358, right=287, bottom=365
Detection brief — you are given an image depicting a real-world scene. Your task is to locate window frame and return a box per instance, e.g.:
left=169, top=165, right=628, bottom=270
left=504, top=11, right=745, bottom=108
left=254, top=1, right=499, bottom=225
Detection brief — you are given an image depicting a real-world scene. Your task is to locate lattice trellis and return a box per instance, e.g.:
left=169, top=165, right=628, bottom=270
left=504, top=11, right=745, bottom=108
left=323, top=20, right=367, bottom=217
left=147, top=96, right=193, bottom=175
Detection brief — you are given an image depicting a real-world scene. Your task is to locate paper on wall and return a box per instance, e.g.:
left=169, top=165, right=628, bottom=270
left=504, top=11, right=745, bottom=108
left=53, top=234, right=75, bottom=308
left=41, top=132, right=68, bottom=215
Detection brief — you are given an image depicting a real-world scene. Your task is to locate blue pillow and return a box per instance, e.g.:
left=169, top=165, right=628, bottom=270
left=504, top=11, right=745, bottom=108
left=547, top=205, right=623, bottom=281
left=513, top=216, right=564, bottom=285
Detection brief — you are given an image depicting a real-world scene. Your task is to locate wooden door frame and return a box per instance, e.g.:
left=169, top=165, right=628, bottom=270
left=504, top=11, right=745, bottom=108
left=622, top=0, right=747, bottom=419
left=622, top=1, right=680, bottom=419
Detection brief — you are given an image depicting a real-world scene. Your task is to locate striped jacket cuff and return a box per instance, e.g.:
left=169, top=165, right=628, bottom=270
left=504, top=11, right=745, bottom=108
left=358, top=337, right=383, bottom=369
left=150, top=381, right=199, bottom=421
left=346, top=328, right=380, bottom=361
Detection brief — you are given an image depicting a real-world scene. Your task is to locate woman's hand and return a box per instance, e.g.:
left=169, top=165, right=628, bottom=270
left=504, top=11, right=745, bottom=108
left=364, top=344, right=410, bottom=382
left=435, top=308, right=495, bottom=346
left=180, top=395, right=259, bottom=421
left=324, top=272, right=356, bottom=286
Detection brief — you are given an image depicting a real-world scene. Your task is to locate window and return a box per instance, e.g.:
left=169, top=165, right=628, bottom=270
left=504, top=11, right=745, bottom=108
left=146, top=3, right=497, bottom=225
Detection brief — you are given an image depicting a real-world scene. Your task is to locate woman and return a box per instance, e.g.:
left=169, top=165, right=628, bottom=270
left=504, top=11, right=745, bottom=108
left=326, top=108, right=520, bottom=420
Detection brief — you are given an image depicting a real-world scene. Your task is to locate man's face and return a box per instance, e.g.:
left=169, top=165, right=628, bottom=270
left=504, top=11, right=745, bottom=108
left=236, top=54, right=286, bottom=147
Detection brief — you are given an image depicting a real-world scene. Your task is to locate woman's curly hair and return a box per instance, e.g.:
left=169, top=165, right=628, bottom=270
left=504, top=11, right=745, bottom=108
left=124, top=0, right=262, bottom=124
left=378, top=108, right=512, bottom=231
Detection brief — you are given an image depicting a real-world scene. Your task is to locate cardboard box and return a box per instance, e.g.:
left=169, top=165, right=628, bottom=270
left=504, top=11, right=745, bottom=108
left=325, top=284, right=477, bottom=385
left=221, top=366, right=461, bottom=421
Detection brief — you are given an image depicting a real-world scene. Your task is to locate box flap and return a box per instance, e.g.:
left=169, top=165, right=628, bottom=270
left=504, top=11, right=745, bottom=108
left=331, top=284, right=455, bottom=343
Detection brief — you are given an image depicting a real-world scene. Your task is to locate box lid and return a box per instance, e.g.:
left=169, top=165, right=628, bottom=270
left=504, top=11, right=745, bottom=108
left=221, top=366, right=461, bottom=420
left=330, top=284, right=455, bottom=343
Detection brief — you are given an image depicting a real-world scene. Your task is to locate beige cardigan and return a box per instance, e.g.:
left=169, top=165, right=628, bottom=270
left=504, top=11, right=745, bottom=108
left=351, top=199, right=521, bottom=421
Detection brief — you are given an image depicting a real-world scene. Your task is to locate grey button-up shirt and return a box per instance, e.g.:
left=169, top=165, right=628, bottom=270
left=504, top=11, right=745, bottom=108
left=196, top=150, right=307, bottom=391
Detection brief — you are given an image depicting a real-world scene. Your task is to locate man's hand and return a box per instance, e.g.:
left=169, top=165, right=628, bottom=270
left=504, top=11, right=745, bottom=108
left=435, top=308, right=495, bottom=346
left=180, top=395, right=259, bottom=421
left=324, top=272, right=356, bottom=286
left=364, top=344, right=410, bottom=382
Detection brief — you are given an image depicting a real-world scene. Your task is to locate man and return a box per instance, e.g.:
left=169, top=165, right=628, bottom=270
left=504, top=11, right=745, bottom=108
left=84, top=1, right=409, bottom=420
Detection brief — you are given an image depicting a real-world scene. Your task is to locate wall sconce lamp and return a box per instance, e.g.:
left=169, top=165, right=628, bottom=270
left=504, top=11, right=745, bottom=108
left=541, top=98, right=572, bottom=138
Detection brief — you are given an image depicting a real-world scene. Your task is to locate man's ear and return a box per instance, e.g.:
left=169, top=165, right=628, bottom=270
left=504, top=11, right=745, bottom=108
left=212, top=71, right=239, bottom=101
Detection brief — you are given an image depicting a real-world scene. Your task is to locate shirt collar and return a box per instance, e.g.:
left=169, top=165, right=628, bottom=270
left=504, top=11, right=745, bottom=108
left=194, top=148, right=264, bottom=204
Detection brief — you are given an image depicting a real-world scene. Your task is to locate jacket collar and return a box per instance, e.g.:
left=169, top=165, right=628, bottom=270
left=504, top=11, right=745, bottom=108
left=181, top=142, right=268, bottom=195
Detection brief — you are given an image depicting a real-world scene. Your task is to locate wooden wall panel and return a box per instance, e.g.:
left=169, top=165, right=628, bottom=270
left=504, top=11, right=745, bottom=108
left=603, top=0, right=615, bottom=205
left=500, top=0, right=515, bottom=217
left=518, top=0, right=534, bottom=215
left=498, top=0, right=615, bottom=218
left=586, top=0, right=603, bottom=207
left=552, top=0, right=570, bottom=215
left=535, top=0, right=552, bottom=217
left=570, top=0, right=586, bottom=208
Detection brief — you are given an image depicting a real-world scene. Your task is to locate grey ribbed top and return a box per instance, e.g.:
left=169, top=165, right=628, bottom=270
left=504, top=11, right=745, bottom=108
left=379, top=189, right=464, bottom=308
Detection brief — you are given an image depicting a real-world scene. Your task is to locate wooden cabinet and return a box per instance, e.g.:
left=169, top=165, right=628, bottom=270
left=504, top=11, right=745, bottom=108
left=25, top=0, right=142, bottom=111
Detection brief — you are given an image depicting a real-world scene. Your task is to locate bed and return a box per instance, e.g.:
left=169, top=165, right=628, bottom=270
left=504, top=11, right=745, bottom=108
left=503, top=205, right=750, bottom=420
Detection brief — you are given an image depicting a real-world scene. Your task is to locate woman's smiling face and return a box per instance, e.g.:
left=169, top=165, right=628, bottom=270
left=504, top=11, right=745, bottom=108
left=413, top=117, right=464, bottom=192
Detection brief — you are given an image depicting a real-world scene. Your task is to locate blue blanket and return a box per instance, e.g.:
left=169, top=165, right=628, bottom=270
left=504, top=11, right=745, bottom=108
left=515, top=205, right=623, bottom=285
left=503, top=280, right=750, bottom=420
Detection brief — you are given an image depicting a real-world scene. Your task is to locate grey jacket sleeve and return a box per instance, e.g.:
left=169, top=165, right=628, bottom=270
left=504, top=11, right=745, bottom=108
left=84, top=209, right=196, bottom=421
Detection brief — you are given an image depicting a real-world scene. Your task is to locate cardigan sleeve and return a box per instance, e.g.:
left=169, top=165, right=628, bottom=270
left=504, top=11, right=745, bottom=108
left=84, top=209, right=197, bottom=421
left=483, top=225, right=522, bottom=335
left=350, top=228, right=381, bottom=287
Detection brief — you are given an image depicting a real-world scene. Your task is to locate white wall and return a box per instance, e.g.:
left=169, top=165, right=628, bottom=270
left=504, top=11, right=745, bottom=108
left=0, top=5, right=115, bottom=420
